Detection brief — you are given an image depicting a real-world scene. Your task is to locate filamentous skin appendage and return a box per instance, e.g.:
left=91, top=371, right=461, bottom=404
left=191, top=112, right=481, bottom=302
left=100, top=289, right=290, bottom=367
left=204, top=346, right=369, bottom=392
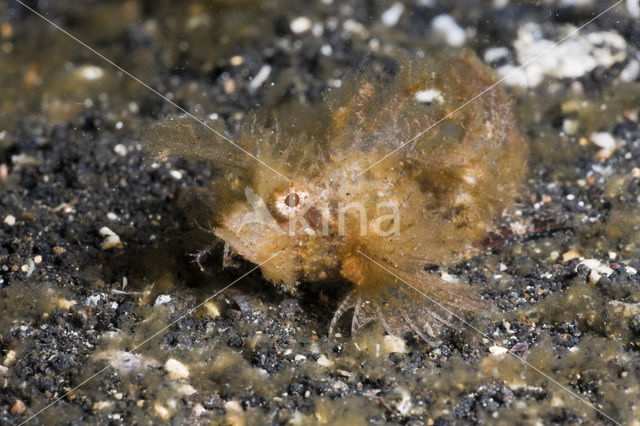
left=144, top=51, right=528, bottom=340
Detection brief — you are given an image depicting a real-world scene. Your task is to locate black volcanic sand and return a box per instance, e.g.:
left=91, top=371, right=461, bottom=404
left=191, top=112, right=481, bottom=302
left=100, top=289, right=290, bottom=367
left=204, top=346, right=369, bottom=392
left=2, top=1, right=640, bottom=424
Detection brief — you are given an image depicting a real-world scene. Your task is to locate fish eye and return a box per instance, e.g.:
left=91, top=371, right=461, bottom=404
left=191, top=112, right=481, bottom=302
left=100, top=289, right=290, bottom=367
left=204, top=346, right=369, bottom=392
left=273, top=188, right=309, bottom=218
left=284, top=192, right=300, bottom=207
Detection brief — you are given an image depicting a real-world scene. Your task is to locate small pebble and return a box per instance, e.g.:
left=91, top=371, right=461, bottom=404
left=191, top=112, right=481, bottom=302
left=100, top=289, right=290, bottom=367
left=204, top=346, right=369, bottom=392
left=4, top=214, right=16, bottom=226
left=92, top=401, right=113, bottom=411
left=489, top=345, right=508, bottom=355
left=562, top=119, right=579, bottom=135
left=343, top=19, right=367, bottom=37
left=57, top=298, right=77, bottom=310
left=203, top=301, right=220, bottom=318
left=192, top=404, right=206, bottom=417
left=316, top=355, right=333, bottom=367
left=10, top=399, right=26, bottom=415
left=290, top=16, right=312, bottom=34
left=99, top=226, right=123, bottom=249
left=484, top=46, right=510, bottom=64
left=590, top=132, right=617, bottom=160
left=510, top=342, right=529, bottom=353
left=432, top=14, right=466, bottom=47
left=99, top=226, right=116, bottom=237
left=320, top=44, right=333, bottom=56
left=249, top=65, right=271, bottom=92
left=85, top=294, right=102, bottom=306
left=113, top=144, right=127, bottom=156
left=562, top=249, right=581, bottom=263
left=382, top=334, right=407, bottom=354
left=415, top=89, right=444, bottom=104
left=176, top=383, right=197, bottom=396
left=223, top=78, right=236, bottom=95
left=577, top=259, right=614, bottom=284
left=102, top=235, right=122, bottom=249
left=154, top=294, right=172, bottom=306
left=76, top=65, right=104, bottom=80
left=165, top=358, right=190, bottom=380
left=381, top=2, right=404, bottom=27
left=154, top=402, right=171, bottom=420
left=230, top=55, right=244, bottom=66
left=337, top=369, right=352, bottom=377
left=224, top=400, right=242, bottom=413
left=624, top=109, right=639, bottom=122
left=332, top=380, right=349, bottom=392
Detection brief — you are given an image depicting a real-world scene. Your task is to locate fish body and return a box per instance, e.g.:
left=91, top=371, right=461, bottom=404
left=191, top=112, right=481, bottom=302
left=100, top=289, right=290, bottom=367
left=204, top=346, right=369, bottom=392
left=145, top=51, right=528, bottom=338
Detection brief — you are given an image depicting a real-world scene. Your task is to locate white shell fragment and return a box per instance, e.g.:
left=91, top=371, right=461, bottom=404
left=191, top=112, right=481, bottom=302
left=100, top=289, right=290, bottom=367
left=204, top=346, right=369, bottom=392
left=165, top=358, right=190, bottom=380
left=489, top=345, right=508, bottom=355
left=290, top=16, right=312, bottom=34
left=432, top=14, right=466, bottom=47
left=415, top=89, right=444, bottom=104
left=381, top=3, right=405, bottom=27
left=99, top=226, right=123, bottom=249
left=576, top=259, right=614, bottom=284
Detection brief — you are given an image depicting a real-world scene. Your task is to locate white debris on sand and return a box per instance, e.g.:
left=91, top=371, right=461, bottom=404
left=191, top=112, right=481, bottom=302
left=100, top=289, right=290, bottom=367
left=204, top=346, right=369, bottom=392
left=154, top=294, right=172, bottom=306
left=57, top=298, right=77, bottom=310
left=99, top=226, right=123, bottom=250
left=432, top=14, right=466, bottom=47
left=154, top=402, right=171, bottom=420
left=576, top=259, right=615, bottom=284
left=249, top=65, right=272, bottom=92
left=113, top=143, right=127, bottom=156
left=590, top=132, right=619, bottom=160
left=484, top=46, right=510, bottom=64
left=290, top=16, right=312, bottom=34
left=489, top=345, right=508, bottom=355
left=497, top=23, right=627, bottom=88
left=415, top=88, right=444, bottom=104
left=176, top=383, right=197, bottom=396
left=382, top=335, right=407, bottom=354
left=75, top=65, right=104, bottom=81
left=165, top=358, right=190, bottom=380
left=85, top=294, right=102, bottom=306
left=316, top=355, right=333, bottom=367
left=381, top=3, right=405, bottom=27
left=590, top=132, right=617, bottom=150
left=4, top=215, right=16, bottom=226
